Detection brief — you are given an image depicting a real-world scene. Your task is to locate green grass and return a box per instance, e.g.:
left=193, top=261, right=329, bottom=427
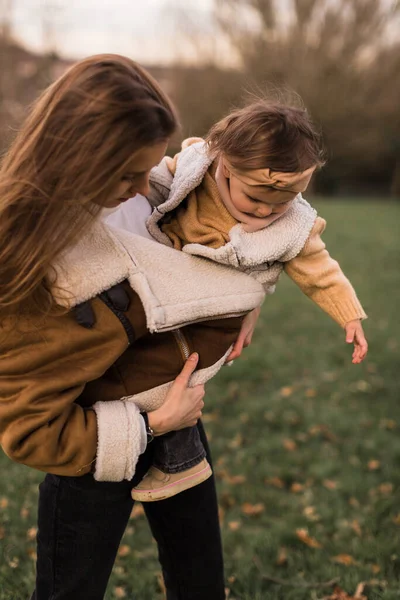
left=1, top=199, right=399, bottom=599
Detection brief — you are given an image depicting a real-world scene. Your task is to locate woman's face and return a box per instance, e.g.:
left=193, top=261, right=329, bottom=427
left=98, top=140, right=168, bottom=208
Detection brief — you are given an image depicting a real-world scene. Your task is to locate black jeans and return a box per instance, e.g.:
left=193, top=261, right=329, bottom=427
left=30, top=422, right=225, bottom=600
left=153, top=426, right=206, bottom=473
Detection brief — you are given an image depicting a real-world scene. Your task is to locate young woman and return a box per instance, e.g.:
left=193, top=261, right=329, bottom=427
left=0, top=54, right=263, bottom=599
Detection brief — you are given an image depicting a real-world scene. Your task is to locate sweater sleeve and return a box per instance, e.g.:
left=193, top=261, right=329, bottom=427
left=0, top=297, right=144, bottom=481
left=284, top=217, right=367, bottom=327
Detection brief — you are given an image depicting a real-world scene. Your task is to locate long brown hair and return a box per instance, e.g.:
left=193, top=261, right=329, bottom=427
left=206, top=98, right=325, bottom=172
left=0, top=54, right=178, bottom=321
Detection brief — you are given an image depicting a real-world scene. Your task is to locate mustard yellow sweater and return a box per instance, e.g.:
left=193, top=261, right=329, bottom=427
left=161, top=157, right=366, bottom=327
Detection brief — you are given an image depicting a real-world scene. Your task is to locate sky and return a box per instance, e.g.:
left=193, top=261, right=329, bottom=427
left=9, top=0, right=217, bottom=64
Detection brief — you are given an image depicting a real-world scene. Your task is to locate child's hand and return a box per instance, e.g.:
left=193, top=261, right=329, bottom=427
left=226, top=306, right=261, bottom=362
left=345, top=319, right=368, bottom=364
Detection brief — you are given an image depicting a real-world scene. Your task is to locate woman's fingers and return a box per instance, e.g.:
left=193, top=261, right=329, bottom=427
left=173, top=353, right=199, bottom=387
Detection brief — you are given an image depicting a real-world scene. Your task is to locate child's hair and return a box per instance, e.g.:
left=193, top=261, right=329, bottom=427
left=0, top=54, right=178, bottom=321
left=206, top=98, right=325, bottom=173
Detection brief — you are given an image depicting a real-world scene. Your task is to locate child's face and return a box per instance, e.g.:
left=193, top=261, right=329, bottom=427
left=227, top=172, right=297, bottom=219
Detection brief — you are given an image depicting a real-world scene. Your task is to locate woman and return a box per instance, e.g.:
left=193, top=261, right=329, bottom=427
left=0, top=55, right=263, bottom=599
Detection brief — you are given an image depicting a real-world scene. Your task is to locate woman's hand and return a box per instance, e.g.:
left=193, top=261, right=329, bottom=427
left=148, top=353, right=205, bottom=435
left=345, top=319, right=368, bottom=364
left=226, top=306, right=261, bottom=362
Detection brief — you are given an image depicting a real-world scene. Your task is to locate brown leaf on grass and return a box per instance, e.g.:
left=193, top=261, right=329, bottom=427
left=113, top=587, right=127, bottom=598
left=117, top=545, right=131, bottom=557
left=27, top=547, right=37, bottom=560
left=226, top=474, right=246, bottom=485
left=368, top=460, right=380, bottom=471
left=392, top=513, right=400, bottom=525
left=265, top=476, right=285, bottom=489
left=0, top=525, right=5, bottom=540
left=27, top=527, right=38, bottom=540
left=380, top=419, right=396, bottom=430
left=323, top=479, right=339, bottom=490
left=0, top=497, right=9, bottom=509
left=130, top=504, right=145, bottom=519
left=290, top=482, right=304, bottom=493
left=349, top=497, right=360, bottom=508
left=20, top=507, right=29, bottom=519
left=157, top=572, right=167, bottom=596
left=276, top=547, right=288, bottom=566
left=378, top=483, right=393, bottom=495
left=303, top=506, right=319, bottom=521
left=331, top=554, right=358, bottom=566
left=321, top=584, right=367, bottom=600
left=228, top=521, right=241, bottom=531
left=280, top=386, right=294, bottom=397
left=305, top=388, right=317, bottom=398
left=228, top=433, right=243, bottom=449
left=241, top=502, right=265, bottom=516
left=351, top=520, right=362, bottom=537
left=296, top=528, right=322, bottom=548
left=283, top=439, right=297, bottom=451
left=370, top=564, right=381, bottom=574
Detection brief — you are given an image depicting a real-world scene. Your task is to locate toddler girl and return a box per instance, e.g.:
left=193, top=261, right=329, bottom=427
left=131, top=99, right=368, bottom=502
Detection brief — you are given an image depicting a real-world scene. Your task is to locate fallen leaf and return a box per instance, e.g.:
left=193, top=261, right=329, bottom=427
left=349, top=497, right=360, bottom=508
left=276, top=546, right=288, bottom=566
left=370, top=564, right=381, bottom=574
left=227, top=575, right=236, bottom=584
left=378, top=483, right=393, bottom=495
left=303, top=506, right=319, bottom=521
left=351, top=520, right=362, bottom=537
left=130, top=504, right=145, bottom=519
left=290, top=482, right=304, bottom=493
left=27, top=527, right=38, bottom=541
left=305, top=388, right=317, bottom=398
left=117, top=545, right=131, bottom=557
left=283, top=439, right=297, bottom=451
left=114, top=587, right=127, bottom=598
left=322, top=584, right=367, bottom=600
left=157, top=572, right=167, bottom=595
left=392, top=514, right=400, bottom=525
left=280, top=386, right=294, bottom=397
left=27, top=547, right=37, bottom=560
left=20, top=507, right=29, bottom=519
left=368, top=460, right=380, bottom=471
left=226, top=474, right=246, bottom=485
left=228, top=521, right=241, bottom=531
left=323, top=479, right=338, bottom=490
left=228, top=434, right=243, bottom=449
left=241, top=502, right=265, bottom=516
left=380, top=419, right=396, bottom=430
left=265, top=477, right=285, bottom=489
left=331, top=554, right=358, bottom=566
left=296, top=528, right=322, bottom=548
left=0, top=497, right=9, bottom=509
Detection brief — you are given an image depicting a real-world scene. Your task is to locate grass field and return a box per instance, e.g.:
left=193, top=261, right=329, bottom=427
left=0, top=199, right=399, bottom=599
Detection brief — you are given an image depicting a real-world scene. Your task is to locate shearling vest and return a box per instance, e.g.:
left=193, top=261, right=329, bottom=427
left=147, top=141, right=318, bottom=294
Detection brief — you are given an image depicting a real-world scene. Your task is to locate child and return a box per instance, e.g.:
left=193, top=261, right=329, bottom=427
left=131, top=99, right=368, bottom=502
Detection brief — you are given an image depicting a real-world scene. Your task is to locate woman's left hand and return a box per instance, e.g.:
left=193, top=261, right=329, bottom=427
left=226, top=306, right=261, bottom=362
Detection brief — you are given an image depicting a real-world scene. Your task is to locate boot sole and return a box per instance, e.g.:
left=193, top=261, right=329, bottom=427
left=131, top=464, right=212, bottom=502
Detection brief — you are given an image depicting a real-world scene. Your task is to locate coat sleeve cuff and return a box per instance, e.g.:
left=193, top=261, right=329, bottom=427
left=92, top=400, right=143, bottom=482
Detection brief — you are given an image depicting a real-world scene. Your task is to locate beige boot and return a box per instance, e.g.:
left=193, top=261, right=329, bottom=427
left=131, top=458, right=212, bottom=502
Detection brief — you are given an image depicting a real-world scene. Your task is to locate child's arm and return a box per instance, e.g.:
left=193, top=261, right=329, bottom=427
left=284, top=217, right=368, bottom=364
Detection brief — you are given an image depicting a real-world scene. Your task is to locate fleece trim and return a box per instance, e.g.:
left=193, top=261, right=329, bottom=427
left=52, top=218, right=265, bottom=333
left=92, top=400, right=142, bottom=482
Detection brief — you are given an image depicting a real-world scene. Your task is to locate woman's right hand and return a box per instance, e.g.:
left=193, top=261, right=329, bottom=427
left=148, top=353, right=205, bottom=436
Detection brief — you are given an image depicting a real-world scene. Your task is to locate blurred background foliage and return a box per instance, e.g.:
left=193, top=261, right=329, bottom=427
left=0, top=0, right=399, bottom=197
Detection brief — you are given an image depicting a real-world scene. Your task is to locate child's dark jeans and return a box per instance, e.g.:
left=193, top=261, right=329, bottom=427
left=153, top=425, right=207, bottom=473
